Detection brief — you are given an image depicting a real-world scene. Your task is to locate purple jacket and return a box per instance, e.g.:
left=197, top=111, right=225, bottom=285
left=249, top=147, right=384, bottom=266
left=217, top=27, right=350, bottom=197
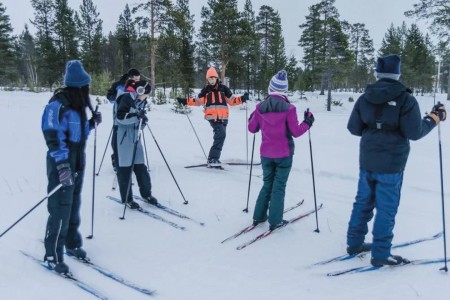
left=248, top=94, right=310, bottom=158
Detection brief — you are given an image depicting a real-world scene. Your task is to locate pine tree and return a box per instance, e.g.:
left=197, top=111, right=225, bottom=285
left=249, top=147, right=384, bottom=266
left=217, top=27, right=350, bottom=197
left=54, top=0, right=79, bottom=71
left=75, top=0, right=103, bottom=74
left=15, top=25, right=38, bottom=87
left=405, top=0, right=450, bottom=99
left=198, top=0, right=242, bottom=80
left=116, top=5, right=137, bottom=74
left=132, top=0, right=172, bottom=95
left=379, top=24, right=403, bottom=57
left=299, top=3, right=323, bottom=90
left=0, top=2, right=17, bottom=84
left=345, top=22, right=375, bottom=92
left=172, top=0, right=195, bottom=95
left=31, top=0, right=59, bottom=88
left=240, top=0, right=260, bottom=93
left=402, top=24, right=435, bottom=94
left=256, top=5, right=287, bottom=94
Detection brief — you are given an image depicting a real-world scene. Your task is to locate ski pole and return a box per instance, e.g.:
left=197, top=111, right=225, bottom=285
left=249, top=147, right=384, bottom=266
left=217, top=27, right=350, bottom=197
left=184, top=105, right=207, bottom=160
left=146, top=123, right=189, bottom=205
left=243, top=134, right=256, bottom=213
left=246, top=101, right=249, bottom=167
left=307, top=108, right=320, bottom=233
left=437, top=117, right=447, bottom=272
left=96, top=125, right=113, bottom=175
left=87, top=105, right=99, bottom=239
left=120, top=118, right=144, bottom=220
left=142, top=129, right=150, bottom=171
left=0, top=184, right=63, bottom=238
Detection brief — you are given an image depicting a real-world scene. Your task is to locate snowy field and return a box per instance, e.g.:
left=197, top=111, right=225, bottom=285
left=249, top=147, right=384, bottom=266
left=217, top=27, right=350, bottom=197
left=0, top=90, right=449, bottom=300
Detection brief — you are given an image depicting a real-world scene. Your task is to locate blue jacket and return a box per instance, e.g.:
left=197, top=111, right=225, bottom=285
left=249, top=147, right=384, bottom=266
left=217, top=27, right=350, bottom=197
left=348, top=78, right=436, bottom=173
left=41, top=92, right=91, bottom=167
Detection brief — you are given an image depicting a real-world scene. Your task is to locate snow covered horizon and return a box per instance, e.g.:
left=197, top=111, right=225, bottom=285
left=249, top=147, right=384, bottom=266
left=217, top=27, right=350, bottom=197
left=0, top=90, right=449, bottom=300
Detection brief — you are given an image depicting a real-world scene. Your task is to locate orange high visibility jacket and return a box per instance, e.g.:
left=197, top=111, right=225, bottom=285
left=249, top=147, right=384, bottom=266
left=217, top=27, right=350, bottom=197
left=187, top=83, right=244, bottom=121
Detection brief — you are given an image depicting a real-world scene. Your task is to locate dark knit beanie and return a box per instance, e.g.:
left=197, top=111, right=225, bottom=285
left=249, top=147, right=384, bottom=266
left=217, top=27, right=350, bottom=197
left=375, top=54, right=401, bottom=80
left=127, top=68, right=141, bottom=77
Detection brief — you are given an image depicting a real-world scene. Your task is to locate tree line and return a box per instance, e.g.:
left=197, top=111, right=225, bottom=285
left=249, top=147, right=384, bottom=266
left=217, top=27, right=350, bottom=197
left=0, top=0, right=448, bottom=104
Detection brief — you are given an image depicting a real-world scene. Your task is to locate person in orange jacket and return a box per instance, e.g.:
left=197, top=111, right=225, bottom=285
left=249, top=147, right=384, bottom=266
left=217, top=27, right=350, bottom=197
left=184, top=67, right=248, bottom=168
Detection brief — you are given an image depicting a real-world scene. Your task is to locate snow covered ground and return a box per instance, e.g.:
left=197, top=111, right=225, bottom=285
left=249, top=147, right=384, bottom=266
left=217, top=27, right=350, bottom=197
left=0, top=90, right=449, bottom=300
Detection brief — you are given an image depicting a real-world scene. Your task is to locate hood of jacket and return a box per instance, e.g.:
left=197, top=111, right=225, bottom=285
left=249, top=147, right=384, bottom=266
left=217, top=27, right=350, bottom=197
left=364, top=78, right=409, bottom=105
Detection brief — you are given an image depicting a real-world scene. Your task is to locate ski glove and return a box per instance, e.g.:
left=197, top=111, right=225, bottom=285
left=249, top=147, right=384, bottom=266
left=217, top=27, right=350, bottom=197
left=89, top=111, right=102, bottom=127
left=57, top=163, right=74, bottom=186
left=176, top=97, right=187, bottom=106
left=303, top=110, right=315, bottom=128
left=431, top=103, right=446, bottom=123
left=241, top=92, right=249, bottom=102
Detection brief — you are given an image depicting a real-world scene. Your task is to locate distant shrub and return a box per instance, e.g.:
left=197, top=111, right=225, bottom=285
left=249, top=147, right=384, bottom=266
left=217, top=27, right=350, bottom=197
left=90, top=71, right=112, bottom=99
left=348, top=96, right=354, bottom=102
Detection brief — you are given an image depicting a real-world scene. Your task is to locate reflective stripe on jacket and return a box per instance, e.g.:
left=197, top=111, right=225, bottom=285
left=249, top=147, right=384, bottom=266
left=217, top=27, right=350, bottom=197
left=187, top=83, right=243, bottom=121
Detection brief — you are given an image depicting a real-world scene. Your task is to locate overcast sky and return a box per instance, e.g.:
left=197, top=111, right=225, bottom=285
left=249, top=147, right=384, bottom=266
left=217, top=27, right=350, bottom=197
left=3, top=0, right=430, bottom=62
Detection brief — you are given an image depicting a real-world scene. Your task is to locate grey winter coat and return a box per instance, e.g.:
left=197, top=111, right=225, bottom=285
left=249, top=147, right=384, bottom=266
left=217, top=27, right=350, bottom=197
left=115, top=92, right=145, bottom=167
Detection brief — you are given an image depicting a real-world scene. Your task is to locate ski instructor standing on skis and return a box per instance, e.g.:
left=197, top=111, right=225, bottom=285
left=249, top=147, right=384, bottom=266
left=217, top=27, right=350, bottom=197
left=186, top=66, right=249, bottom=169
left=346, top=54, right=446, bottom=267
left=41, top=60, right=102, bottom=274
left=248, top=70, right=314, bottom=231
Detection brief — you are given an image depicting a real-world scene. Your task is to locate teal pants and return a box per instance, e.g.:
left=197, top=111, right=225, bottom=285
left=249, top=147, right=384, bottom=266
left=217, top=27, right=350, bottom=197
left=253, top=156, right=293, bottom=226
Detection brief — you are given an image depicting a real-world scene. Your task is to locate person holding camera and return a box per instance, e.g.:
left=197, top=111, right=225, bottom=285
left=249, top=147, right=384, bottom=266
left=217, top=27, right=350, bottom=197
left=115, top=79, right=158, bottom=209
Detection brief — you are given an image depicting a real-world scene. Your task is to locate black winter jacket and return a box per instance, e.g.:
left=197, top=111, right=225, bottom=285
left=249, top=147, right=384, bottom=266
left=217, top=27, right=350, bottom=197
left=347, top=78, right=436, bottom=173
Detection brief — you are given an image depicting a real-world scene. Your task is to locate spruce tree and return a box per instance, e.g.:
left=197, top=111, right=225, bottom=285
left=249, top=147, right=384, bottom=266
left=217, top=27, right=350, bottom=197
left=116, top=5, right=137, bottom=74
left=132, top=0, right=172, bottom=95
left=31, top=0, right=59, bottom=88
left=0, top=2, right=17, bottom=84
left=54, top=0, right=79, bottom=70
left=75, top=0, right=103, bottom=74
left=405, top=0, right=450, bottom=99
left=256, top=5, right=287, bottom=94
left=299, top=3, right=323, bottom=90
left=15, top=25, right=38, bottom=87
left=198, top=0, right=242, bottom=80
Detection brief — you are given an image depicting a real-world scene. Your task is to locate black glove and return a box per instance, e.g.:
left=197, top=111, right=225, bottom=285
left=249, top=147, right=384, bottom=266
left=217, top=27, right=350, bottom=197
left=89, top=111, right=102, bottom=127
left=176, top=97, right=187, bottom=106
left=431, top=103, right=446, bottom=122
left=241, top=92, right=249, bottom=102
left=136, top=109, right=147, bottom=119
left=303, top=110, right=315, bottom=127
left=57, top=163, right=74, bottom=186
left=136, top=109, right=148, bottom=126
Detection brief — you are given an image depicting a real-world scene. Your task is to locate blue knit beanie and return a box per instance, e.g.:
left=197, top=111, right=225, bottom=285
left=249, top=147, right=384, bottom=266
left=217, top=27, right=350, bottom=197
left=64, top=60, right=91, bottom=87
left=268, top=70, right=288, bottom=94
left=375, top=54, right=401, bottom=80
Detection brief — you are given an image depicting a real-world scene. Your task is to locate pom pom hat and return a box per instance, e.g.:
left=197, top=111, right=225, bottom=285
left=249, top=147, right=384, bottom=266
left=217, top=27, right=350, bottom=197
left=63, top=60, right=91, bottom=88
left=268, top=70, right=288, bottom=94
left=375, top=54, right=401, bottom=80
